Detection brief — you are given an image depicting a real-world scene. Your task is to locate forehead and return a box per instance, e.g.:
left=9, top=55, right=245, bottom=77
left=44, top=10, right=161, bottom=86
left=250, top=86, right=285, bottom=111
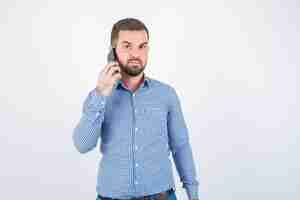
left=117, top=30, right=148, bottom=44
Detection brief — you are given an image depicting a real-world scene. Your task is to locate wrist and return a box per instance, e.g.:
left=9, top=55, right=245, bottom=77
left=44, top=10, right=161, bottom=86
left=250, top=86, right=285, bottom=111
left=95, top=87, right=109, bottom=96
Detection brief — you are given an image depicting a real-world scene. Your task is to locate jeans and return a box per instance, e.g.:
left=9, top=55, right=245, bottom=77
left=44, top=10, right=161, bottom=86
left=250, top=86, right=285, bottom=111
left=96, top=189, right=177, bottom=200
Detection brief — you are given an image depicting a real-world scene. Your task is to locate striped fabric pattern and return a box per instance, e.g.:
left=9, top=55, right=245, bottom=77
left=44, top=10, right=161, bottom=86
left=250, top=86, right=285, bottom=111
left=72, top=76, right=199, bottom=200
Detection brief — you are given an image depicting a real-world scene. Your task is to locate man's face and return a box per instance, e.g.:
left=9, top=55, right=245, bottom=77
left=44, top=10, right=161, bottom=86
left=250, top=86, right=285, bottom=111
left=115, top=30, right=149, bottom=77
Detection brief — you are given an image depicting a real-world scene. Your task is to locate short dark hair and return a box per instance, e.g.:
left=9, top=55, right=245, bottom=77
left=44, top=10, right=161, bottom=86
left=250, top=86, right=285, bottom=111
left=110, top=18, right=149, bottom=47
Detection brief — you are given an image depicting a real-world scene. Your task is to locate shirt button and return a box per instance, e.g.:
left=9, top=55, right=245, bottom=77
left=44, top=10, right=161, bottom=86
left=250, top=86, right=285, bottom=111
left=135, top=127, right=138, bottom=132
left=134, top=109, right=138, bottom=113
left=135, top=163, right=139, bottom=167
left=135, top=146, right=138, bottom=151
left=135, top=181, right=139, bottom=185
left=133, top=93, right=136, bottom=97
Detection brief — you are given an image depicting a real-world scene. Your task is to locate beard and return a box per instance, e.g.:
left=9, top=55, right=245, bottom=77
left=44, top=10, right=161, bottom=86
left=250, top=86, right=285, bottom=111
left=118, top=59, right=146, bottom=77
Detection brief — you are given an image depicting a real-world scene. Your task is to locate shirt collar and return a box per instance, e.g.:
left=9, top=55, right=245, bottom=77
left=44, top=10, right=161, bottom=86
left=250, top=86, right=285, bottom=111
left=115, top=73, right=151, bottom=90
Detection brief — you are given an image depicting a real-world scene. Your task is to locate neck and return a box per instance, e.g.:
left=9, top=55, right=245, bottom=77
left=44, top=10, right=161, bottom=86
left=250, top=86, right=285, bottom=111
left=121, top=72, right=145, bottom=92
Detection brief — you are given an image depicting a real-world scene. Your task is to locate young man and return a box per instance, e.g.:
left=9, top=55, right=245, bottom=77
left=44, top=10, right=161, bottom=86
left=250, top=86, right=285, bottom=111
left=73, top=18, right=199, bottom=200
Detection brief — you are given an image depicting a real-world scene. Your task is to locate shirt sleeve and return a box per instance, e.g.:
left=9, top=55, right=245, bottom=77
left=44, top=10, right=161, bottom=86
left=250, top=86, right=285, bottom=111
left=72, top=88, right=107, bottom=153
left=167, top=87, right=200, bottom=200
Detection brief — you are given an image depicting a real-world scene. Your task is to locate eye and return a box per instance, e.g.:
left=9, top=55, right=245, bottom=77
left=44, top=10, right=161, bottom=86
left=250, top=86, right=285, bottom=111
left=140, top=44, right=148, bottom=49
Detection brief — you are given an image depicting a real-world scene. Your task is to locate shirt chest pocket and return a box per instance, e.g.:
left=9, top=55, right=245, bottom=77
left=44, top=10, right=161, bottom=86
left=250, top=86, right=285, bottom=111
left=139, top=106, right=168, bottom=139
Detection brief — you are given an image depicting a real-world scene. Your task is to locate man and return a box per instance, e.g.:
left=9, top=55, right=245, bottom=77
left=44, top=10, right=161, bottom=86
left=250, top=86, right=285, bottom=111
left=72, top=18, right=199, bottom=200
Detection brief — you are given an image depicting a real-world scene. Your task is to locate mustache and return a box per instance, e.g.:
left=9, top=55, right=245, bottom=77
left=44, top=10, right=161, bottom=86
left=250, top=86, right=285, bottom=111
left=128, top=59, right=142, bottom=64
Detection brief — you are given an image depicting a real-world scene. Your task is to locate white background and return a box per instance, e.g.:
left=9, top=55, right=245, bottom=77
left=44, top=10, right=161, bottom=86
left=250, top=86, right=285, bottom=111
left=0, top=0, right=299, bottom=199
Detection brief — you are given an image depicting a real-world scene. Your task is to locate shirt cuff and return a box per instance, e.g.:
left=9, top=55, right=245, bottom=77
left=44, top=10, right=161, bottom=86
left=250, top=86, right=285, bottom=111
left=184, top=184, right=199, bottom=200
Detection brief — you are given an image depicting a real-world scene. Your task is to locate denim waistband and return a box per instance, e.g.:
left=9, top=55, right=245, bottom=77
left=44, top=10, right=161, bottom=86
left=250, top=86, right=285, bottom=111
left=97, top=188, right=174, bottom=200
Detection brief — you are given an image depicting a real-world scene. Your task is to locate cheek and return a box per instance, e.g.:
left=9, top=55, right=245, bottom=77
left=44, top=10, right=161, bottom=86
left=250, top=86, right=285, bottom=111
left=140, top=51, right=147, bottom=59
left=117, top=53, right=128, bottom=62
left=142, top=54, right=148, bottom=63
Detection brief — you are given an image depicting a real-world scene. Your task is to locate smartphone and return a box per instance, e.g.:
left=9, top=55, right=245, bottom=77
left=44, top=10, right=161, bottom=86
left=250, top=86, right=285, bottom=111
left=107, top=47, right=118, bottom=63
left=107, top=47, right=121, bottom=76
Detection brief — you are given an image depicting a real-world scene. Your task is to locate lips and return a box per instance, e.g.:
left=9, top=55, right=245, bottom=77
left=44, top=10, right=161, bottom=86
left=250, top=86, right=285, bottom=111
left=129, top=60, right=141, bottom=64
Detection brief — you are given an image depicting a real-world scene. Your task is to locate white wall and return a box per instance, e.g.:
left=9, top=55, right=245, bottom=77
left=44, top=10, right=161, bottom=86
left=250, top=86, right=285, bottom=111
left=0, top=0, right=299, bottom=199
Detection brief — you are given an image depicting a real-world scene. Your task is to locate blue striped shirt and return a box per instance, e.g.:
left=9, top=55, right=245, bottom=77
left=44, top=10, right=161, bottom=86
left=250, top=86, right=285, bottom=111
left=72, top=76, right=199, bottom=200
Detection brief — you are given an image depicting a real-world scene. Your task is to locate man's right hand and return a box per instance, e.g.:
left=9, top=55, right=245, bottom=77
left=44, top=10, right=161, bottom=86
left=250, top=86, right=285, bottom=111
left=95, top=62, right=122, bottom=96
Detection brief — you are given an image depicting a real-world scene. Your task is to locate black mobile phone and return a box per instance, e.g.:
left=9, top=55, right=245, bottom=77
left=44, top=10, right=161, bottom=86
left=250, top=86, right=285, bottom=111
left=107, top=47, right=117, bottom=63
left=107, top=47, right=121, bottom=75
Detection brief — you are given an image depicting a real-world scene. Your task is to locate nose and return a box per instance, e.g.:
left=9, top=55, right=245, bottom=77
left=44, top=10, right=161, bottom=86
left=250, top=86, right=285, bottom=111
left=129, top=48, right=140, bottom=58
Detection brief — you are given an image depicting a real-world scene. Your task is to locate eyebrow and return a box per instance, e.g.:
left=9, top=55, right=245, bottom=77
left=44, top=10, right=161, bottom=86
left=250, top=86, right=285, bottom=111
left=121, top=41, right=148, bottom=46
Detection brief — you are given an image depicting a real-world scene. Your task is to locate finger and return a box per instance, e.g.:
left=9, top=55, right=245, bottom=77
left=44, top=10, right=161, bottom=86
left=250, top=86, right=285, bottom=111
left=112, top=71, right=122, bottom=81
left=102, top=62, right=118, bottom=74
left=107, top=65, right=121, bottom=76
left=105, top=62, right=119, bottom=75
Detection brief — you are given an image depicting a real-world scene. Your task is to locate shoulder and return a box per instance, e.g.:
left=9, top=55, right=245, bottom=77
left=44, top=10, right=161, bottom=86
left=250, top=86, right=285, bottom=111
left=147, top=77, right=181, bottom=108
left=147, top=77, right=176, bottom=95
